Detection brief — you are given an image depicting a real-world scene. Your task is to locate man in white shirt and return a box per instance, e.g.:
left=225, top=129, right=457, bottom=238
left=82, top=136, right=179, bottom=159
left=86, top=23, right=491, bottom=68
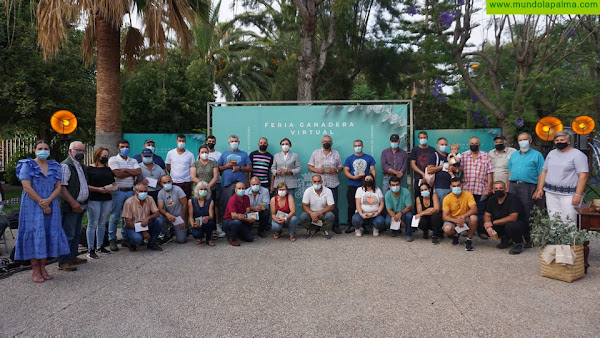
left=108, top=139, right=141, bottom=251
left=299, top=174, right=336, bottom=239
left=245, top=176, right=271, bottom=238
left=166, top=134, right=195, bottom=199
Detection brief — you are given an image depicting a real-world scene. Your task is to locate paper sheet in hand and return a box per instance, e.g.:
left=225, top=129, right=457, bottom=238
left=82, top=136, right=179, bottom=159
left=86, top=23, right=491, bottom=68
left=146, top=177, right=158, bottom=188
left=455, top=224, right=468, bottom=234
left=245, top=212, right=259, bottom=220
left=390, top=220, right=401, bottom=230
left=311, top=219, right=323, bottom=226
left=173, top=216, right=185, bottom=225
left=411, top=216, right=420, bottom=228
left=275, top=211, right=288, bottom=219
left=134, top=222, right=148, bottom=232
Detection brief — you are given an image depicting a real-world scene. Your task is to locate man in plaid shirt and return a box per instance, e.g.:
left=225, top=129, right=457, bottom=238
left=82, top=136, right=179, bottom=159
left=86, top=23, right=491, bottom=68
left=460, top=137, right=493, bottom=239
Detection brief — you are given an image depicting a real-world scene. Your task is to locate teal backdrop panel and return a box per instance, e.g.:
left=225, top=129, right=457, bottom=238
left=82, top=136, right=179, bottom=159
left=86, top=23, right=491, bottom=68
left=123, top=133, right=206, bottom=159
left=414, top=128, right=502, bottom=153
left=212, top=104, right=410, bottom=224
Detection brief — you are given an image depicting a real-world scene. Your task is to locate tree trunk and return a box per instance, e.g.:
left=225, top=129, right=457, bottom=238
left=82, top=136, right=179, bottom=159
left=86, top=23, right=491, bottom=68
left=94, top=16, right=122, bottom=151
left=296, top=19, right=317, bottom=101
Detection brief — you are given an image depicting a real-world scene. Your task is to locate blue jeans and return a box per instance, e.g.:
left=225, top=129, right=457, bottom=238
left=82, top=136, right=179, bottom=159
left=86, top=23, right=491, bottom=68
left=59, top=205, right=86, bottom=264
left=385, top=212, right=414, bottom=238
left=271, top=215, right=299, bottom=236
left=352, top=213, right=386, bottom=230
left=124, top=217, right=163, bottom=246
left=222, top=219, right=254, bottom=242
left=87, top=200, right=113, bottom=249
left=191, top=219, right=216, bottom=242
left=108, top=190, right=134, bottom=241
left=382, top=176, right=391, bottom=195
left=435, top=188, right=451, bottom=207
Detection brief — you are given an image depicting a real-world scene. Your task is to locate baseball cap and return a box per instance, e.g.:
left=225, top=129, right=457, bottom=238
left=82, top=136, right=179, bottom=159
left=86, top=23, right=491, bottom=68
left=141, top=148, right=153, bottom=156
left=144, top=139, right=155, bottom=144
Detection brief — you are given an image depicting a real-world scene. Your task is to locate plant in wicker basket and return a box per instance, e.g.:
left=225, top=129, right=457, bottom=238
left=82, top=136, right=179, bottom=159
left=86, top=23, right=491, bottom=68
left=530, top=207, right=599, bottom=247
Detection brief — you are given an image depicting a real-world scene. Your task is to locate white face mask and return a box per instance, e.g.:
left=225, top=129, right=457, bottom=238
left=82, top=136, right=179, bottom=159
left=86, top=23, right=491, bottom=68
left=518, top=140, right=530, bottom=151
left=281, top=145, right=290, bottom=152
left=177, top=142, right=186, bottom=149
left=278, top=190, right=287, bottom=197
left=199, top=153, right=209, bottom=160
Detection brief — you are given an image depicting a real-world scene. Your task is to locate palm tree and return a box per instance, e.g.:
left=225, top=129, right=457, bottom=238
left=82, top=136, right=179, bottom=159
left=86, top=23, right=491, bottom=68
left=36, top=0, right=208, bottom=150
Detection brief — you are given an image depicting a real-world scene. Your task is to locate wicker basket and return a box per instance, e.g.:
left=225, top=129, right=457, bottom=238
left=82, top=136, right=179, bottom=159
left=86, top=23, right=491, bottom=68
left=540, top=245, right=585, bottom=283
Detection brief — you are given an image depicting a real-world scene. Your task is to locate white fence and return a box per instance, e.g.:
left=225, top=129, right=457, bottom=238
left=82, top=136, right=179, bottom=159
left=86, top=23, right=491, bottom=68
left=0, top=137, right=95, bottom=170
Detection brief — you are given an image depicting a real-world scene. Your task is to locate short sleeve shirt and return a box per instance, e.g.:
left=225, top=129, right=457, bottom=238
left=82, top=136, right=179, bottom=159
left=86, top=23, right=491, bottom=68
left=384, top=188, right=413, bottom=213
left=191, top=160, right=218, bottom=185
left=355, top=187, right=384, bottom=214
left=488, top=147, right=516, bottom=185
left=485, top=193, right=523, bottom=222
left=427, top=152, right=453, bottom=189
left=121, top=195, right=159, bottom=223
left=543, top=148, right=589, bottom=195
left=139, top=163, right=166, bottom=192
left=344, top=153, right=377, bottom=187
left=223, top=194, right=250, bottom=220
left=461, top=151, right=493, bottom=195
left=157, top=185, right=186, bottom=217
left=108, top=155, right=140, bottom=188
left=218, top=150, right=251, bottom=187
left=302, top=186, right=335, bottom=212
left=249, top=151, right=274, bottom=188
left=165, top=149, right=195, bottom=183
left=410, top=145, right=436, bottom=179
left=507, top=149, right=545, bottom=184
left=442, top=191, right=476, bottom=218
left=308, top=148, right=342, bottom=188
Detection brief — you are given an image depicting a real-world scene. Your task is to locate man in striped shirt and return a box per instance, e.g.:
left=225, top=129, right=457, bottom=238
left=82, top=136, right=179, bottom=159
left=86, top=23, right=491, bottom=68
left=248, top=137, right=274, bottom=192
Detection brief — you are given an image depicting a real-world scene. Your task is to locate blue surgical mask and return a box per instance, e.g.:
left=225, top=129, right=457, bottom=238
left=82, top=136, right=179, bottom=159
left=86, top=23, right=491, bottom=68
left=146, top=146, right=155, bottom=153
left=177, top=142, right=186, bottom=149
left=163, top=184, right=173, bottom=191
left=251, top=185, right=260, bottom=192
left=421, top=190, right=430, bottom=197
left=419, top=138, right=428, bottom=145
left=313, top=184, right=322, bottom=190
left=120, top=148, right=130, bottom=157
left=198, top=190, right=208, bottom=197
left=390, top=186, right=400, bottom=193
left=451, top=187, right=462, bottom=195
left=230, top=142, right=239, bottom=150
left=137, top=192, right=148, bottom=200
left=439, top=145, right=448, bottom=153
left=236, top=189, right=245, bottom=196
left=518, top=140, right=530, bottom=151
left=390, top=142, right=399, bottom=149
left=354, top=146, right=362, bottom=153
left=36, top=150, right=50, bottom=160
left=142, top=157, right=153, bottom=164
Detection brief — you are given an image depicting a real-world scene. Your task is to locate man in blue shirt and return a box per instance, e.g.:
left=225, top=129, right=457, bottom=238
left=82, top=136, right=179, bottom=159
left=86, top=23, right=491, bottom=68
left=507, top=132, right=545, bottom=247
left=218, top=134, right=252, bottom=218
left=133, top=139, right=166, bottom=170
left=343, top=139, right=376, bottom=233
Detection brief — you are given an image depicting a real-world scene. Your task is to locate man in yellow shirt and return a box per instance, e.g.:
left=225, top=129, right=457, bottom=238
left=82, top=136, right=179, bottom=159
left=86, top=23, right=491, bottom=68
left=442, top=177, right=478, bottom=251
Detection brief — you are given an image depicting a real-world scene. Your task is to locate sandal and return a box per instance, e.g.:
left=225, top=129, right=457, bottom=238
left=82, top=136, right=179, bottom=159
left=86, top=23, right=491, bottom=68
left=207, top=240, right=216, bottom=247
left=212, top=231, right=218, bottom=240
left=290, top=236, right=296, bottom=242
left=273, top=232, right=280, bottom=239
left=195, top=239, right=203, bottom=245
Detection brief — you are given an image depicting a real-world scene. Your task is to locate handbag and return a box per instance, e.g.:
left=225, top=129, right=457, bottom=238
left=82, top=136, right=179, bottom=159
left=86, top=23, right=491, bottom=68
left=423, top=152, right=439, bottom=186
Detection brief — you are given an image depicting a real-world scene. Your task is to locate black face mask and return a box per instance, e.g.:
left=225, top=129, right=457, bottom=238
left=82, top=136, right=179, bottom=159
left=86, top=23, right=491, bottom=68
left=100, top=157, right=109, bottom=164
left=364, top=180, right=374, bottom=187
left=74, top=152, right=85, bottom=161
left=323, top=142, right=332, bottom=150
left=556, top=142, right=568, bottom=150
left=470, top=145, right=479, bottom=152
left=494, top=144, right=505, bottom=151
left=207, top=143, right=215, bottom=149
left=259, top=145, right=268, bottom=151
left=494, top=190, right=505, bottom=198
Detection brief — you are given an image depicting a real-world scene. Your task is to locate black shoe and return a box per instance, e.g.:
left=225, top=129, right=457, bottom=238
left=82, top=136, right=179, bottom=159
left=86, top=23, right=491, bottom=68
left=257, top=230, right=267, bottom=238
left=98, top=247, right=111, bottom=254
left=345, top=227, right=355, bottom=234
left=423, top=231, right=429, bottom=240
left=87, top=249, right=99, bottom=259
left=305, top=230, right=314, bottom=239
left=452, top=235, right=459, bottom=245
left=121, top=240, right=130, bottom=248
left=465, top=239, right=474, bottom=251
left=129, top=244, right=136, bottom=252
left=390, top=230, right=399, bottom=238
left=509, top=243, right=524, bottom=255
left=147, top=243, right=163, bottom=251
left=432, top=236, right=439, bottom=245
left=109, top=239, right=119, bottom=251
left=333, top=227, right=342, bottom=234
left=496, top=238, right=509, bottom=249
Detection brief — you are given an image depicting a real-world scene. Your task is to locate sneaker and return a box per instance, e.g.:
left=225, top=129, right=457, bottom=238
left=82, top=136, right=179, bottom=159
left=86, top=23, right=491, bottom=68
left=452, top=235, right=460, bottom=246
left=390, top=230, right=399, bottom=238
left=333, top=227, right=342, bottom=234
left=323, top=231, right=331, bottom=239
left=465, top=239, right=474, bottom=251
left=305, top=230, right=314, bottom=239
left=121, top=240, right=130, bottom=248
left=98, top=247, right=111, bottom=254
left=496, top=241, right=509, bottom=249
left=355, top=229, right=362, bottom=237
left=423, top=231, right=429, bottom=240
left=344, top=227, right=355, bottom=234
left=405, top=236, right=414, bottom=242
left=509, top=243, right=524, bottom=255
left=109, top=239, right=119, bottom=251
left=432, top=236, right=439, bottom=245
left=372, top=228, right=380, bottom=237
left=217, top=231, right=227, bottom=238
left=147, top=243, right=163, bottom=251
left=87, top=250, right=99, bottom=259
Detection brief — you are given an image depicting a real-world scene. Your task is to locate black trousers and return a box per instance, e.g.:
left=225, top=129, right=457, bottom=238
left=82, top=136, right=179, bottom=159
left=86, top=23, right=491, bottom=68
left=509, top=182, right=545, bottom=242
left=418, top=212, right=443, bottom=236
left=346, top=186, right=359, bottom=226
left=330, top=186, right=340, bottom=229
left=493, top=221, right=525, bottom=244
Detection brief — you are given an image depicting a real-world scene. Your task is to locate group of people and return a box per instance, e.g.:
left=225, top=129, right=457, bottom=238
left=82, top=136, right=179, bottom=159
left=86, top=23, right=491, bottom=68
left=12, top=129, right=588, bottom=283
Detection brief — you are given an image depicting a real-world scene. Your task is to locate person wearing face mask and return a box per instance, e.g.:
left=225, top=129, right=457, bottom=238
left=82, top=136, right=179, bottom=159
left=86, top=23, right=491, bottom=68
left=415, top=182, right=443, bottom=244
left=460, top=136, right=493, bottom=240
left=108, top=139, right=142, bottom=251
left=166, top=134, right=195, bottom=199
left=249, top=137, right=274, bottom=191
left=384, top=177, right=414, bottom=240
left=15, top=140, right=70, bottom=282
left=188, top=181, right=216, bottom=246
left=426, top=137, right=456, bottom=204
left=191, top=145, right=220, bottom=239
left=270, top=182, right=299, bottom=242
left=410, top=131, right=436, bottom=198
left=488, top=135, right=516, bottom=186
left=121, top=183, right=164, bottom=251
left=442, top=178, right=478, bottom=251
left=205, top=135, right=225, bottom=237
left=533, top=131, right=589, bottom=225
left=271, top=138, right=301, bottom=198
left=157, top=175, right=188, bottom=244
left=136, top=148, right=166, bottom=203
left=300, top=175, right=336, bottom=239
left=222, top=182, right=255, bottom=246
left=483, top=181, right=526, bottom=255
left=308, top=135, right=343, bottom=234
left=380, top=134, right=408, bottom=195
left=352, top=174, right=386, bottom=237
left=133, top=139, right=165, bottom=170
left=507, top=132, right=545, bottom=247
left=218, top=134, right=252, bottom=222
left=244, top=176, right=271, bottom=238
left=85, top=147, right=116, bottom=258
left=58, top=141, right=90, bottom=270
left=343, top=139, right=377, bottom=233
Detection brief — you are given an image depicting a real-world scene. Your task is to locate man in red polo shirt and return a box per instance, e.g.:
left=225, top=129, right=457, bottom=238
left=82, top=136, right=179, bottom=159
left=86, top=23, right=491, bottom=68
left=222, top=181, right=255, bottom=246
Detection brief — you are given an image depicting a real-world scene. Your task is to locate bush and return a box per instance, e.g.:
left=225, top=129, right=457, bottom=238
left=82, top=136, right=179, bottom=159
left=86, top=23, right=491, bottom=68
left=4, top=149, right=34, bottom=185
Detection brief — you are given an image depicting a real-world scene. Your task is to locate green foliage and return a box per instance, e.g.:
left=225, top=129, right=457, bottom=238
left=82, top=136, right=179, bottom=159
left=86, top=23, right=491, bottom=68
left=530, top=207, right=599, bottom=247
left=4, top=149, right=34, bottom=186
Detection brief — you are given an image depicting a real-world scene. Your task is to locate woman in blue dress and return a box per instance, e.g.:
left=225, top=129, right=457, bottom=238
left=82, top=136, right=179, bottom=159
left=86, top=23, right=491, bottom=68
left=15, top=140, right=69, bottom=283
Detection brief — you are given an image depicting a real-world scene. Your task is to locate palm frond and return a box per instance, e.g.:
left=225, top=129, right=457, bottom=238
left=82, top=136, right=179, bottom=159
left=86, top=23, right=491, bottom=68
left=82, top=17, right=96, bottom=65
left=122, top=25, right=144, bottom=69
left=36, top=0, right=78, bottom=58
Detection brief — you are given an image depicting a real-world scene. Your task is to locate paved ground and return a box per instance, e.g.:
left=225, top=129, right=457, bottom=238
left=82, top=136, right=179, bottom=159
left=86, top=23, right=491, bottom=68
left=1, top=229, right=600, bottom=337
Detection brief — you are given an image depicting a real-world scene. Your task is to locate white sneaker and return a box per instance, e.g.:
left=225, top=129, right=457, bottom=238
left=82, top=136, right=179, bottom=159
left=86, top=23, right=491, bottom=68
left=216, top=229, right=226, bottom=238
left=355, top=228, right=362, bottom=237
left=373, top=228, right=380, bottom=237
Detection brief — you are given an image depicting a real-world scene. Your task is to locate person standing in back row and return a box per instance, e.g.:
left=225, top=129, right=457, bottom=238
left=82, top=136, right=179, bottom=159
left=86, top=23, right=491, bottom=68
left=166, top=134, right=195, bottom=199
left=249, top=137, right=274, bottom=191
left=410, top=131, right=436, bottom=197
left=380, top=133, right=408, bottom=195
left=344, top=139, right=376, bottom=234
